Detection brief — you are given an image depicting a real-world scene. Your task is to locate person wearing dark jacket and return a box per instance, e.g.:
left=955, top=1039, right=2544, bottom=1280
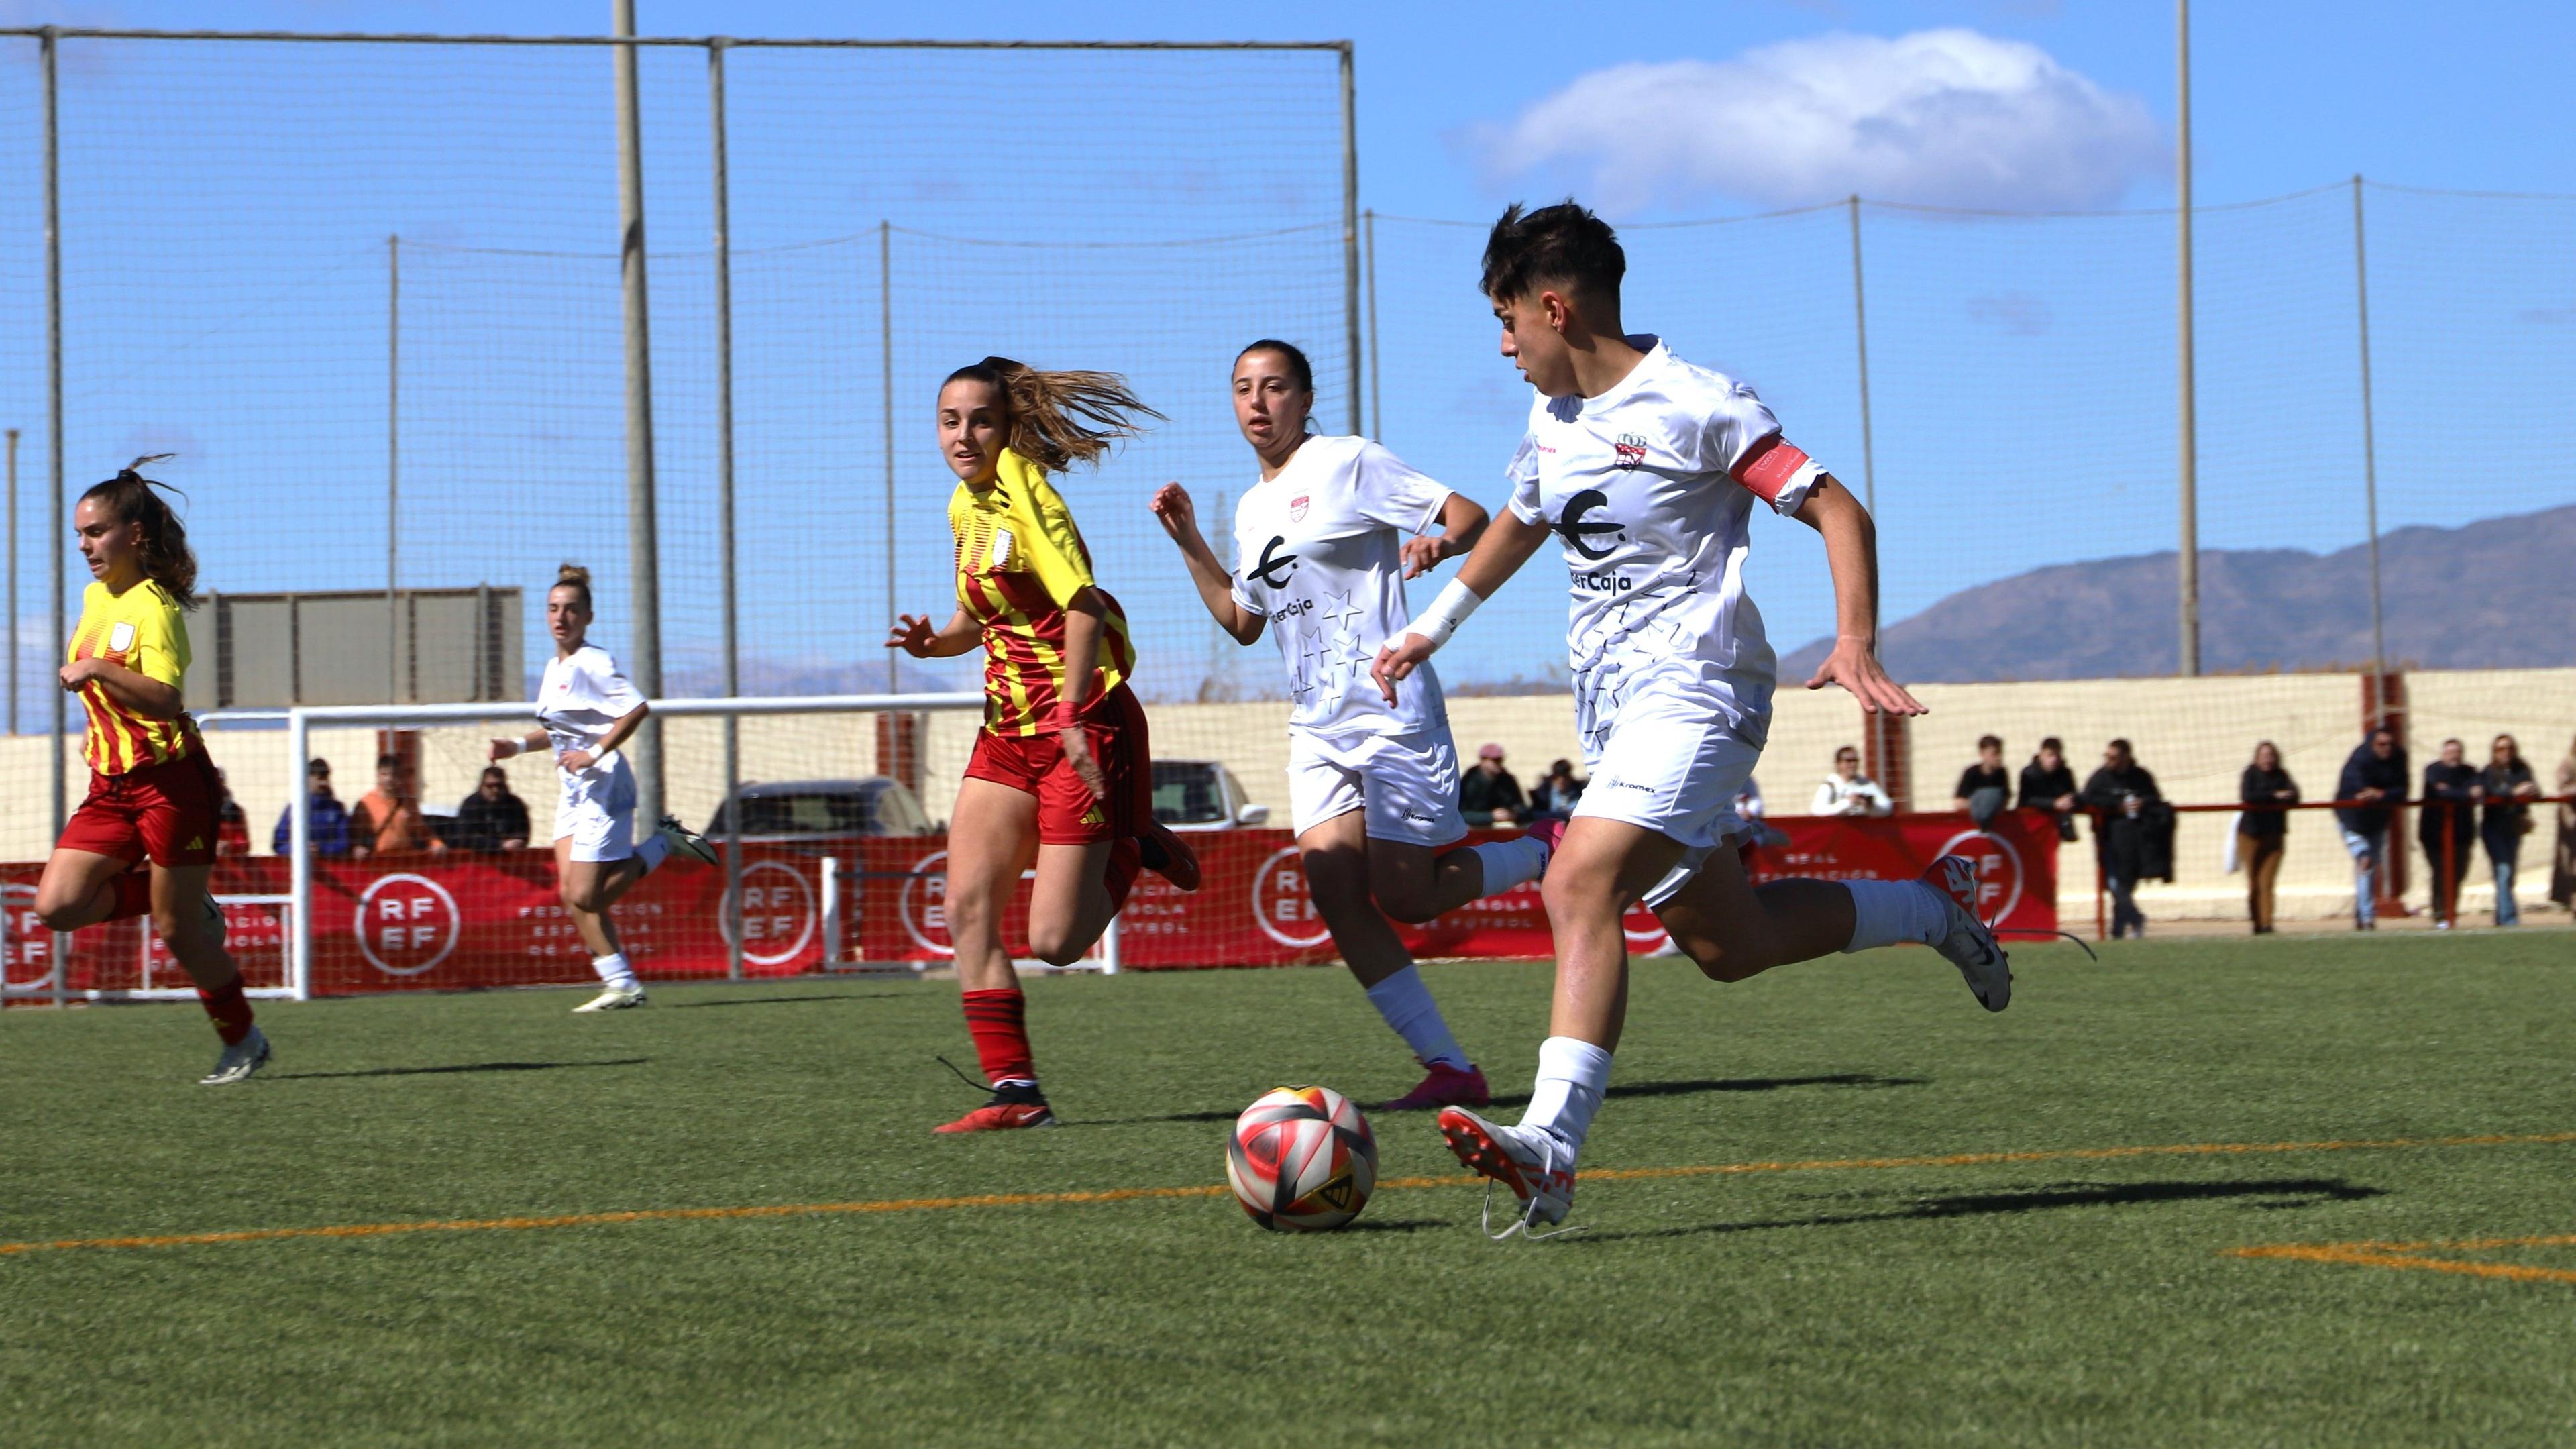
left=2019, top=736, right=2079, bottom=842
left=452, top=767, right=533, bottom=853
left=2333, top=728, right=2408, bottom=930
left=2237, top=741, right=2299, bottom=934
left=1953, top=735, right=2011, bottom=828
left=2082, top=739, right=2165, bottom=939
left=2480, top=733, right=2540, bottom=927
left=271, top=757, right=354, bottom=859
left=2418, top=739, right=2482, bottom=929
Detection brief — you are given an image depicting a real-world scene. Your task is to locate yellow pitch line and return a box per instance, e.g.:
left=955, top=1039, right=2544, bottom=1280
left=2231, top=1232, right=2576, bottom=1286
left=6, top=1130, right=2569, bottom=1259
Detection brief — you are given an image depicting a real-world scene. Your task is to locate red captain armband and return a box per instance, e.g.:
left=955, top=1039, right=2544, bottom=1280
left=1731, top=435, right=1813, bottom=505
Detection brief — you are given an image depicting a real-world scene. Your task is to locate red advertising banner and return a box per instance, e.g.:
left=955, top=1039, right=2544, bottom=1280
left=3, top=812, right=2051, bottom=998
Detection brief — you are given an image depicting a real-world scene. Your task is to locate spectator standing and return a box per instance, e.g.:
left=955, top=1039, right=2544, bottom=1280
left=2237, top=741, right=2299, bottom=935
left=2553, top=734, right=2576, bottom=914
left=2418, top=738, right=2481, bottom=930
left=2019, top=736, right=2080, bottom=841
left=271, top=757, right=353, bottom=858
left=2333, top=727, right=2408, bottom=930
left=1951, top=735, right=2010, bottom=828
left=1811, top=745, right=1894, bottom=817
left=213, top=767, right=250, bottom=857
left=2479, top=733, right=2539, bottom=927
left=1458, top=743, right=1527, bottom=826
left=1528, top=759, right=1586, bottom=820
left=348, top=752, right=444, bottom=859
left=453, top=766, right=533, bottom=853
left=2081, top=739, right=2165, bottom=939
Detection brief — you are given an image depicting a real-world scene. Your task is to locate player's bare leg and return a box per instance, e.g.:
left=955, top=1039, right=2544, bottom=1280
left=1650, top=850, right=1857, bottom=983
left=1299, top=815, right=1491, bottom=1110
left=32, top=847, right=133, bottom=931
left=157, top=861, right=268, bottom=1084
left=1024, top=839, right=1119, bottom=967
left=936, top=779, right=1055, bottom=1131
left=559, top=840, right=646, bottom=1012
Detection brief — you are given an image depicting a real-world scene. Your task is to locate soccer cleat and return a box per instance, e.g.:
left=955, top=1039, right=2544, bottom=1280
left=1139, top=821, right=1202, bottom=893
left=1920, top=856, right=2012, bottom=1012
left=1437, top=1106, right=1576, bottom=1238
left=199, top=1026, right=272, bottom=1086
left=572, top=985, right=647, bottom=1013
left=933, top=1095, right=1057, bottom=1133
left=1381, top=1060, right=1491, bottom=1112
left=655, top=816, right=720, bottom=868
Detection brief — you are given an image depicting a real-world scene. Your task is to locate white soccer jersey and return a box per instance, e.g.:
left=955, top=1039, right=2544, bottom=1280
left=1230, top=433, right=1456, bottom=739
left=1504, top=336, right=1825, bottom=755
left=537, top=644, right=645, bottom=775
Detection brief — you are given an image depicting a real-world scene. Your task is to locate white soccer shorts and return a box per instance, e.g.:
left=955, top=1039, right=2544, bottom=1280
left=554, top=757, right=639, bottom=863
left=1287, top=727, right=1470, bottom=849
left=1572, top=686, right=1764, bottom=907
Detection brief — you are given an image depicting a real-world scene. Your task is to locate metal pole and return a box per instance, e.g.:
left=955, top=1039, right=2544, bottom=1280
left=6, top=427, right=17, bottom=737
left=880, top=219, right=898, bottom=694
left=2174, top=0, right=2201, bottom=677
left=387, top=233, right=400, bottom=705
left=710, top=38, right=744, bottom=982
left=2352, top=176, right=2387, bottom=687
left=1338, top=44, right=1362, bottom=435
left=44, top=28, right=66, bottom=844
left=613, top=0, right=664, bottom=823
left=1849, top=194, right=1886, bottom=776
left=288, top=710, right=312, bottom=1001
left=1363, top=209, right=1383, bottom=441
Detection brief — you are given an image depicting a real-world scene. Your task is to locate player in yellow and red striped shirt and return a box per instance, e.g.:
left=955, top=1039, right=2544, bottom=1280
left=35, top=459, right=270, bottom=1084
left=887, top=357, right=1199, bottom=1132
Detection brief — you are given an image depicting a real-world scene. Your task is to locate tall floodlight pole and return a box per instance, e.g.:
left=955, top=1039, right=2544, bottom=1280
left=2174, top=0, right=2201, bottom=677
left=2352, top=176, right=2387, bottom=696
left=1363, top=209, right=1383, bottom=441
left=880, top=219, right=898, bottom=694
left=43, top=28, right=66, bottom=845
left=709, top=38, right=744, bottom=981
left=612, top=0, right=664, bottom=820
left=1338, top=42, right=1362, bottom=435
left=387, top=233, right=400, bottom=704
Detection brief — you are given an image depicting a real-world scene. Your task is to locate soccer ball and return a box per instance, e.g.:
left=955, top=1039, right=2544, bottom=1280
left=1225, top=1085, right=1377, bottom=1232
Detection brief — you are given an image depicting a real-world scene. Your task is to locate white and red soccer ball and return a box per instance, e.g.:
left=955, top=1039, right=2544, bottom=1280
left=1225, top=1085, right=1377, bottom=1231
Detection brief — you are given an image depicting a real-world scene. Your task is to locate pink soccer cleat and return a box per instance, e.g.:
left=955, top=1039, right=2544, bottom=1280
left=1381, top=1060, right=1491, bottom=1112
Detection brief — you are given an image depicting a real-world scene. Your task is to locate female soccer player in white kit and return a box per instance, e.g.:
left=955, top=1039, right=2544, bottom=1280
left=490, top=564, right=716, bottom=1012
left=1376, top=204, right=2010, bottom=1234
left=1151, top=341, right=1556, bottom=1110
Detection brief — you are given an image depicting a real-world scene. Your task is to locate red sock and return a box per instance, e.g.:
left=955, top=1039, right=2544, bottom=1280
left=961, top=988, right=1035, bottom=1088
left=197, top=975, right=254, bottom=1046
left=105, top=872, right=153, bottom=922
left=1104, top=837, right=1142, bottom=914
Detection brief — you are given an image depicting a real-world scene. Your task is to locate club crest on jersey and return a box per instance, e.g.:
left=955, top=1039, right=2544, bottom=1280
left=107, top=621, right=137, bottom=653
left=1613, top=433, right=1650, bottom=470
left=1288, top=494, right=1309, bottom=522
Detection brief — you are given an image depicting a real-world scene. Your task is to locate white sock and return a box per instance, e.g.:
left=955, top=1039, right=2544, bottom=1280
left=634, top=833, right=672, bottom=873
left=591, top=953, right=639, bottom=991
left=1519, top=1035, right=1613, bottom=1159
left=1465, top=836, right=1550, bottom=896
left=1363, top=965, right=1470, bottom=1071
left=1843, top=879, right=1946, bottom=953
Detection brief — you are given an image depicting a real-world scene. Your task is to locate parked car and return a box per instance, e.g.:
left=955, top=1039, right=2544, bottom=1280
left=1152, top=759, right=1270, bottom=831
left=703, top=777, right=934, bottom=842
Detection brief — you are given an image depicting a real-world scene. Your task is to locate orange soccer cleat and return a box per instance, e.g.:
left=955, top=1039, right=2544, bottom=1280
left=933, top=1096, right=1057, bottom=1134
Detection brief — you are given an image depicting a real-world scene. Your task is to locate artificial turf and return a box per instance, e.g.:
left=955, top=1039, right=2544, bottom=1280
left=3, top=930, right=2573, bottom=1446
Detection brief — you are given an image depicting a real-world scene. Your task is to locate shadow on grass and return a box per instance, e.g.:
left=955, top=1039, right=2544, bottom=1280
left=270, top=1058, right=649, bottom=1081
left=1076, top=1074, right=1925, bottom=1127
left=1568, top=1177, right=2385, bottom=1244
left=665, top=994, right=902, bottom=1010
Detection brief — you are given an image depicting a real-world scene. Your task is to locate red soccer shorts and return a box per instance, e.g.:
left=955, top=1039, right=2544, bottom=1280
left=58, top=749, right=223, bottom=869
left=964, top=683, right=1154, bottom=846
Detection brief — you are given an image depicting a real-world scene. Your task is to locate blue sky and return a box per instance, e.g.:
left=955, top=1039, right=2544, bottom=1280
left=3, top=1, right=2571, bottom=720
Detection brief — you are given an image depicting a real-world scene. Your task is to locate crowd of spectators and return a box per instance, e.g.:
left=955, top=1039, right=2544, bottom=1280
left=270, top=754, right=531, bottom=859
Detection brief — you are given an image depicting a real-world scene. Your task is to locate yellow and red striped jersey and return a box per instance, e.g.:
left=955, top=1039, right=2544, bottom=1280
left=67, top=578, right=193, bottom=775
left=949, top=449, right=1135, bottom=736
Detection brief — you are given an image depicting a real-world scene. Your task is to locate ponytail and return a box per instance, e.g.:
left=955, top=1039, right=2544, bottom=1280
left=78, top=455, right=197, bottom=608
left=945, top=356, right=1162, bottom=474
left=552, top=562, right=594, bottom=611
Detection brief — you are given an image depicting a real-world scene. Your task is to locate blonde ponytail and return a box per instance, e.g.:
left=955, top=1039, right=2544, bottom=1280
left=945, top=356, right=1162, bottom=474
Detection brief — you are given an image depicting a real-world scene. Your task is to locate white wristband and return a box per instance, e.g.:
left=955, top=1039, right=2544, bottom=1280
left=1406, top=578, right=1485, bottom=651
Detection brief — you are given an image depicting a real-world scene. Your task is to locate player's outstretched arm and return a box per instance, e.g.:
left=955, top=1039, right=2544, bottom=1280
left=1369, top=504, right=1548, bottom=703
left=1790, top=477, right=1926, bottom=718
left=885, top=609, right=981, bottom=659
left=1399, top=493, right=1490, bottom=580
left=1149, top=482, right=1264, bottom=645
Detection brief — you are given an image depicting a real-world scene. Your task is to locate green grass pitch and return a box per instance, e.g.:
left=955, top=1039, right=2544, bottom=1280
left=4, top=932, right=2573, bottom=1446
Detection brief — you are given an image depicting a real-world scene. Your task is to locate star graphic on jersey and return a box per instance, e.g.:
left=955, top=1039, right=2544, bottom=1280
left=1321, top=586, right=1366, bottom=639
left=1293, top=622, right=1326, bottom=698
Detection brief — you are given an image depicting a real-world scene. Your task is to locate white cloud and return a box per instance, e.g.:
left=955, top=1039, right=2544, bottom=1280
left=1472, top=28, right=2164, bottom=213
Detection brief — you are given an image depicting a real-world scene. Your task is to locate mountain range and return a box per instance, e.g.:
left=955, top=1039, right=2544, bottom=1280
left=1782, top=504, right=2576, bottom=682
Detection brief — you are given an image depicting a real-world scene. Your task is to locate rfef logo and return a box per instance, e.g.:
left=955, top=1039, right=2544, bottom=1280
left=1934, top=830, right=2026, bottom=924
left=718, top=860, right=816, bottom=967
left=1250, top=847, right=1333, bottom=949
left=900, top=849, right=953, bottom=957
left=3, top=882, right=54, bottom=993
left=354, top=873, right=461, bottom=977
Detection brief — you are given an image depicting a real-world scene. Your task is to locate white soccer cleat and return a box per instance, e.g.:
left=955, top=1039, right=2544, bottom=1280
left=1921, top=855, right=2012, bottom=1012
left=199, top=1026, right=272, bottom=1086
left=1437, top=1106, right=1578, bottom=1238
left=572, top=985, right=647, bottom=1013
left=656, top=816, right=720, bottom=868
